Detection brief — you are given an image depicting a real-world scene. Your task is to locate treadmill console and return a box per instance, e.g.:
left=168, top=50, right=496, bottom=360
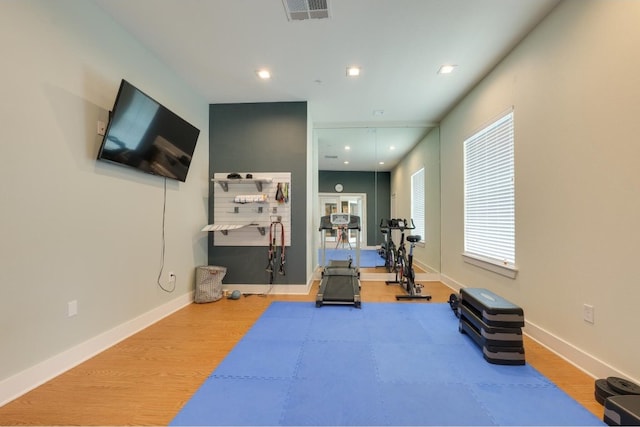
left=330, top=213, right=350, bottom=226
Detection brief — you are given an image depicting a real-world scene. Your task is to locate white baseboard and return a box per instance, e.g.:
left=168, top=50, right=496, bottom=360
left=314, top=263, right=442, bottom=283
left=412, top=259, right=439, bottom=275
left=439, top=273, right=465, bottom=292
left=524, top=319, right=639, bottom=385
left=0, top=292, right=194, bottom=407
left=222, top=281, right=313, bottom=296
left=359, top=271, right=441, bottom=282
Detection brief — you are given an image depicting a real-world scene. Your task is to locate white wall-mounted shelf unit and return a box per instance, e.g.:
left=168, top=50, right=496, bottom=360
left=205, top=172, right=291, bottom=246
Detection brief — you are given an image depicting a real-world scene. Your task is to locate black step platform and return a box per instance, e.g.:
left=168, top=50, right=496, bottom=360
left=459, top=315, right=525, bottom=365
left=458, top=288, right=525, bottom=365
left=460, top=287, right=524, bottom=328
left=604, top=395, right=640, bottom=426
left=459, top=303, right=523, bottom=347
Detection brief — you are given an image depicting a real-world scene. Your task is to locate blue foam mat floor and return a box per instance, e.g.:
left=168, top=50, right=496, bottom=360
left=171, top=302, right=604, bottom=426
left=319, top=248, right=385, bottom=267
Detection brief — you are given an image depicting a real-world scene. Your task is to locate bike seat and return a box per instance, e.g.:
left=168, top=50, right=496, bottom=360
left=380, top=228, right=389, bottom=234
left=407, top=235, right=421, bottom=243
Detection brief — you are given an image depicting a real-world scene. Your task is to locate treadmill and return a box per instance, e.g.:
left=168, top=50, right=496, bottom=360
left=316, top=213, right=362, bottom=308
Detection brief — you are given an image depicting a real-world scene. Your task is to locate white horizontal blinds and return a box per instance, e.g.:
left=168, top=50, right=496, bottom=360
left=464, top=112, right=515, bottom=264
left=411, top=168, right=425, bottom=240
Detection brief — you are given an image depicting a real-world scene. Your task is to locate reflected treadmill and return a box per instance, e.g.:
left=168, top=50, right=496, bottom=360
left=316, top=213, right=362, bottom=308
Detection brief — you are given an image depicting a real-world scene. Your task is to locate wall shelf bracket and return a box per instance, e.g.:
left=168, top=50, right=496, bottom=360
left=212, top=178, right=273, bottom=192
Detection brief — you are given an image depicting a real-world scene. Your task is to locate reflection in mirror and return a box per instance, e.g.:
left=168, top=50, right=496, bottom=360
left=315, top=126, right=440, bottom=275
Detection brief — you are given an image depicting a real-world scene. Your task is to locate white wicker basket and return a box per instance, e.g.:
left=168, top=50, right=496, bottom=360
left=195, top=266, right=226, bottom=303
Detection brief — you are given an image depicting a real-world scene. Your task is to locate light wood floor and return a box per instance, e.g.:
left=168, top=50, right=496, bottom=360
left=0, top=278, right=602, bottom=425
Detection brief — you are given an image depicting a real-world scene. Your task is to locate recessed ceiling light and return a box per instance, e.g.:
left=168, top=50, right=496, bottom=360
left=344, top=161, right=350, bottom=165
left=256, top=69, right=271, bottom=79
left=345, top=145, right=351, bottom=150
left=346, top=66, right=361, bottom=77
left=438, top=64, right=457, bottom=74
left=389, top=145, right=396, bottom=150
left=379, top=161, right=385, bottom=165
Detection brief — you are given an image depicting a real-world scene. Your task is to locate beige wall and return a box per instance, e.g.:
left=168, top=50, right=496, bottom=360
left=440, top=0, right=640, bottom=382
left=391, top=127, right=441, bottom=273
left=0, top=0, right=209, bottom=399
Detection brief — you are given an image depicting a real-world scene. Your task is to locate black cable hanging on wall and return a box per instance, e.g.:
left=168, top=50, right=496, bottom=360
left=157, top=177, right=175, bottom=293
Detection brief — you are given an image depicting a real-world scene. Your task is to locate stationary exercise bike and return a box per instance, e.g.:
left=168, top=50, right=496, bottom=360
left=385, top=219, right=431, bottom=301
left=397, top=234, right=431, bottom=301
left=378, top=218, right=397, bottom=273
left=385, top=218, right=411, bottom=279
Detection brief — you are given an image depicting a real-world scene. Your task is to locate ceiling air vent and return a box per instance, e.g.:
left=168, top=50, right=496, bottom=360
left=282, top=0, right=330, bottom=21
left=324, top=155, right=338, bottom=159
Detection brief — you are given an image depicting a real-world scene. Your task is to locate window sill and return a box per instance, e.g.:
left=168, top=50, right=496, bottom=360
left=462, top=252, right=518, bottom=279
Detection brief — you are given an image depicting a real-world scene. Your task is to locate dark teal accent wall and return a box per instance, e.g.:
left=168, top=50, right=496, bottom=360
left=318, top=171, right=390, bottom=245
left=208, top=102, right=307, bottom=285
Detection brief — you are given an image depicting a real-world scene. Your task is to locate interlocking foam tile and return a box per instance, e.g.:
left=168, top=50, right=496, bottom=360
left=281, top=375, right=384, bottom=426
left=471, top=383, right=604, bottom=426
left=171, top=377, right=291, bottom=426
left=242, top=315, right=313, bottom=342
left=380, top=381, right=496, bottom=426
left=366, top=316, right=432, bottom=343
left=296, top=340, right=376, bottom=380
left=306, top=308, right=368, bottom=342
left=450, top=343, right=552, bottom=386
left=261, top=301, right=316, bottom=318
left=366, top=300, right=430, bottom=319
left=372, top=341, right=456, bottom=383
left=212, top=339, right=302, bottom=379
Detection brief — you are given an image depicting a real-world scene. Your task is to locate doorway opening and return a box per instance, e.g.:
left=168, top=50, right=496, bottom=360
left=318, top=193, right=367, bottom=247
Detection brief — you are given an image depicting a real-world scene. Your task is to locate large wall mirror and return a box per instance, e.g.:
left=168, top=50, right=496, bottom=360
left=314, top=125, right=441, bottom=275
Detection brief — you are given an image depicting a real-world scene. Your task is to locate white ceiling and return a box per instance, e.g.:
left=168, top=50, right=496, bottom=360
left=93, top=0, right=560, bottom=171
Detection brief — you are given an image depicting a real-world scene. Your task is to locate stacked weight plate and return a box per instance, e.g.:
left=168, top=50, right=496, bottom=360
left=458, top=288, right=525, bottom=365
left=595, top=376, right=640, bottom=426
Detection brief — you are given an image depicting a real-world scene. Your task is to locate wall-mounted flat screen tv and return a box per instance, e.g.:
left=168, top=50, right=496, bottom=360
left=97, top=79, right=200, bottom=182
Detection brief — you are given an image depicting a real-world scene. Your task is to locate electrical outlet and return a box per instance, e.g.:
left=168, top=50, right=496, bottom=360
left=97, top=120, right=106, bottom=136
left=583, top=304, right=594, bottom=324
left=68, top=300, right=78, bottom=317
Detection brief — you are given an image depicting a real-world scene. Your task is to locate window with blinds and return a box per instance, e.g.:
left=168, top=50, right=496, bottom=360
left=411, top=168, right=425, bottom=242
left=463, top=111, right=515, bottom=272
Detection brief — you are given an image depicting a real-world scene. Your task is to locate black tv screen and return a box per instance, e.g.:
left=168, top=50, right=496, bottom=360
left=97, top=80, right=200, bottom=182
